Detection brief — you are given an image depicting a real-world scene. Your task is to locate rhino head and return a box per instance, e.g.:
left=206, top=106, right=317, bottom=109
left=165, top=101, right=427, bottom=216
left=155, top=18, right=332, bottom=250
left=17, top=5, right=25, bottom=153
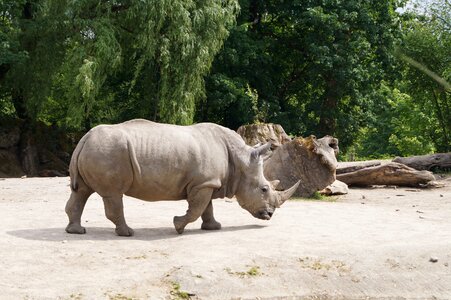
left=235, top=143, right=300, bottom=220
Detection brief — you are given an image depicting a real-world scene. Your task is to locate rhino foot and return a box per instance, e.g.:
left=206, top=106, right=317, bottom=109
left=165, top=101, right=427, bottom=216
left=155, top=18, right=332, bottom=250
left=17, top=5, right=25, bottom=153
left=65, top=223, right=86, bottom=234
left=173, top=216, right=187, bottom=234
left=201, top=220, right=222, bottom=231
left=115, top=225, right=134, bottom=237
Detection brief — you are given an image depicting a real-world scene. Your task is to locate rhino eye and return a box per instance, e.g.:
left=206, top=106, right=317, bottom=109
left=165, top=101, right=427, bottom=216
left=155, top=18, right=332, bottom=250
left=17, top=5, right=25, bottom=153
left=261, top=186, right=269, bottom=193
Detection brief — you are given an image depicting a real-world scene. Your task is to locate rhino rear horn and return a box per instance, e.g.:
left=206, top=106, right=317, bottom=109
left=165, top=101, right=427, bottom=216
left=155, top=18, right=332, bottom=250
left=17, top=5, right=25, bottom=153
left=251, top=142, right=272, bottom=161
left=277, top=180, right=300, bottom=207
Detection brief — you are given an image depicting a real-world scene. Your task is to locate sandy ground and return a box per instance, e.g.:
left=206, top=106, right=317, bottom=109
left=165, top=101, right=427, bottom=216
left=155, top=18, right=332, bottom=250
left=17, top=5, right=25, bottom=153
left=0, top=176, right=450, bottom=300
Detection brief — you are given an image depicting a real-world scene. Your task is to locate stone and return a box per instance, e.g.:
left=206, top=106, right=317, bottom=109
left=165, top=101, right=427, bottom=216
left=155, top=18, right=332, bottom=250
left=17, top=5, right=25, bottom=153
left=321, top=180, right=349, bottom=195
left=263, top=135, right=338, bottom=197
left=237, top=123, right=291, bottom=146
left=0, top=126, right=20, bottom=149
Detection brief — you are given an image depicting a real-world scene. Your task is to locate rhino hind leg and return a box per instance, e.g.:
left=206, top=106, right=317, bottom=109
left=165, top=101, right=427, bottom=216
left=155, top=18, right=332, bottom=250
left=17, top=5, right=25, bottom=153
left=173, top=188, right=213, bottom=234
left=201, top=201, right=221, bottom=231
left=102, top=195, right=134, bottom=237
left=65, top=187, right=93, bottom=234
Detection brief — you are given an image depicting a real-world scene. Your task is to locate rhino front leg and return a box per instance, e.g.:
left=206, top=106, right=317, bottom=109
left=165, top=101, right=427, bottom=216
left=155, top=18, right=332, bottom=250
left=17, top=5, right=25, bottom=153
left=201, top=200, right=221, bottom=231
left=102, top=195, right=134, bottom=236
left=173, top=188, right=213, bottom=234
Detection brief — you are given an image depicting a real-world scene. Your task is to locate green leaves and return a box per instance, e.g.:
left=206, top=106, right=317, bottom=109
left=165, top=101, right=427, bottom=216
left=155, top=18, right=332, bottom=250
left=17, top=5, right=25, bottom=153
left=396, top=0, right=451, bottom=152
left=0, top=0, right=239, bottom=127
left=202, top=0, right=401, bottom=148
left=0, top=0, right=446, bottom=158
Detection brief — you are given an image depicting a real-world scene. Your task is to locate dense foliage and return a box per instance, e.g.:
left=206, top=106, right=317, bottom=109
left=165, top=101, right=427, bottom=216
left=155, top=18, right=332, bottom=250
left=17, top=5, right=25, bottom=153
left=354, top=0, right=451, bottom=156
left=0, top=0, right=450, bottom=158
left=0, top=0, right=238, bottom=128
left=199, top=0, right=403, bottom=150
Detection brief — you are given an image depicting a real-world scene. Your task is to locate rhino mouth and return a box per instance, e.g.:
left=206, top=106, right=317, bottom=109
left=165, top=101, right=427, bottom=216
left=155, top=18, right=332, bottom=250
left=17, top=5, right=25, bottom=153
left=254, top=209, right=274, bottom=220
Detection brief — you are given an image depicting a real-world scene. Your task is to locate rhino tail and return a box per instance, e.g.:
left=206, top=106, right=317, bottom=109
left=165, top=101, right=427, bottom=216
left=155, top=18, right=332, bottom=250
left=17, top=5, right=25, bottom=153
left=69, top=133, right=89, bottom=192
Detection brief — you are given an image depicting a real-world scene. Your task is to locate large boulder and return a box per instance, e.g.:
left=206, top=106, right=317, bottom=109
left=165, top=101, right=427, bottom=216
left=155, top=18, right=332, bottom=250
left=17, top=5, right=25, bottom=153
left=0, top=121, right=25, bottom=178
left=0, top=119, right=71, bottom=178
left=237, top=123, right=339, bottom=197
left=0, top=149, right=25, bottom=177
left=264, top=135, right=338, bottom=197
left=0, top=125, right=21, bottom=149
left=237, top=123, right=291, bottom=146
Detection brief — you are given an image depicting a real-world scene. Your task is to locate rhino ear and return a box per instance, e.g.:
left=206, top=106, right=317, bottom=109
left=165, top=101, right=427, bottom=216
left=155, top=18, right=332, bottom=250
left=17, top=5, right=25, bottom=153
left=270, top=180, right=280, bottom=190
left=250, top=142, right=272, bottom=162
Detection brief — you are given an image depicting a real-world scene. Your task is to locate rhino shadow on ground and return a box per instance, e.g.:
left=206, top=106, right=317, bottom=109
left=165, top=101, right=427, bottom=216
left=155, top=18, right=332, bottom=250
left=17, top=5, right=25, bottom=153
left=7, top=224, right=266, bottom=242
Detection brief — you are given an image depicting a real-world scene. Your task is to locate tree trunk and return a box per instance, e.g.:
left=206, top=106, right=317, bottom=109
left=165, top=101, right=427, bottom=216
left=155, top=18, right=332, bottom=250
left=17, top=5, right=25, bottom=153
left=248, top=0, right=262, bottom=26
left=20, top=128, right=39, bottom=176
left=337, top=161, right=382, bottom=174
left=11, top=90, right=28, bottom=120
left=318, top=78, right=338, bottom=136
left=393, top=153, right=451, bottom=171
left=337, top=162, right=435, bottom=187
left=432, top=89, right=450, bottom=151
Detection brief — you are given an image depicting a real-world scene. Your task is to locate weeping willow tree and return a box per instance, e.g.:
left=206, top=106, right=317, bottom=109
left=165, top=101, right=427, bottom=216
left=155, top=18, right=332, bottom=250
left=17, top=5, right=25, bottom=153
left=0, top=0, right=239, bottom=128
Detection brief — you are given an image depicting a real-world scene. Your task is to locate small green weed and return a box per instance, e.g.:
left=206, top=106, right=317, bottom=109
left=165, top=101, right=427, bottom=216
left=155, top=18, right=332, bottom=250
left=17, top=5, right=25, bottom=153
left=311, top=191, right=326, bottom=200
left=125, top=254, right=147, bottom=260
left=225, top=265, right=262, bottom=278
left=107, top=294, right=134, bottom=300
left=246, top=266, right=261, bottom=276
left=298, top=257, right=350, bottom=274
left=291, top=193, right=337, bottom=202
left=170, top=281, right=193, bottom=300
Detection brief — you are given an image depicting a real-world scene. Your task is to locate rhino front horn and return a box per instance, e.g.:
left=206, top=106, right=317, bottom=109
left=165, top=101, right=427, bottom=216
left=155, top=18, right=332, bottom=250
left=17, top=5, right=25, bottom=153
left=277, top=180, right=300, bottom=206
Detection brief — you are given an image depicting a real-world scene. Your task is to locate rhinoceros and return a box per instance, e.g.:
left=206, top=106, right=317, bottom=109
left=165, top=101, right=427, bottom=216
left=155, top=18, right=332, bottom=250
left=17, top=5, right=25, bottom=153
left=65, top=119, right=300, bottom=236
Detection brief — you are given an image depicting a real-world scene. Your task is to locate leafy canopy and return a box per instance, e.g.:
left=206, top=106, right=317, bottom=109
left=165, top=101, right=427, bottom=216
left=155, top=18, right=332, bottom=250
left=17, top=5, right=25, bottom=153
left=0, top=0, right=239, bottom=128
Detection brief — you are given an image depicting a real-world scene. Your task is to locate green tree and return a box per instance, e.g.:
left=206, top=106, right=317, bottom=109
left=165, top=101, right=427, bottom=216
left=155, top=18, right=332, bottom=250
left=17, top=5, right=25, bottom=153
left=397, top=0, right=451, bottom=151
left=0, top=0, right=239, bottom=128
left=354, top=83, right=436, bottom=158
left=201, top=0, right=403, bottom=149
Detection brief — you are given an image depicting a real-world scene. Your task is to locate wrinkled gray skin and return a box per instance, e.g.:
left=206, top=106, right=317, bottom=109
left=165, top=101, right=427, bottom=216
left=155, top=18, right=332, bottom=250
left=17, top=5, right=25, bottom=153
left=65, top=119, right=300, bottom=236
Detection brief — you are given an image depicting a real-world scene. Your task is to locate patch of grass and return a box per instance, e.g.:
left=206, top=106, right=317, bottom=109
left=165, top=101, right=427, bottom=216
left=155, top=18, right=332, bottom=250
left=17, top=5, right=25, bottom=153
left=311, top=191, right=326, bottom=200
left=246, top=266, right=261, bottom=276
left=125, top=254, right=147, bottom=260
left=225, top=265, right=262, bottom=278
left=291, top=193, right=337, bottom=202
left=298, top=257, right=351, bottom=275
left=170, top=281, right=193, bottom=300
left=107, top=294, right=135, bottom=300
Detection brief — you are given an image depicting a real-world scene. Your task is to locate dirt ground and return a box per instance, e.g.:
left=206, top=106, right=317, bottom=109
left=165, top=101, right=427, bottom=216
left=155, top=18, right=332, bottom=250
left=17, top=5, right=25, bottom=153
left=0, top=176, right=450, bottom=300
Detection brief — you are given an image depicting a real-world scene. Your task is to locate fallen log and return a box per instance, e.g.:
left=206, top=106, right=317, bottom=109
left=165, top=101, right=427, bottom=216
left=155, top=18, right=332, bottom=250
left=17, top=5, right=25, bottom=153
left=337, top=161, right=381, bottom=174
left=393, top=153, right=451, bottom=171
left=337, top=162, right=435, bottom=187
